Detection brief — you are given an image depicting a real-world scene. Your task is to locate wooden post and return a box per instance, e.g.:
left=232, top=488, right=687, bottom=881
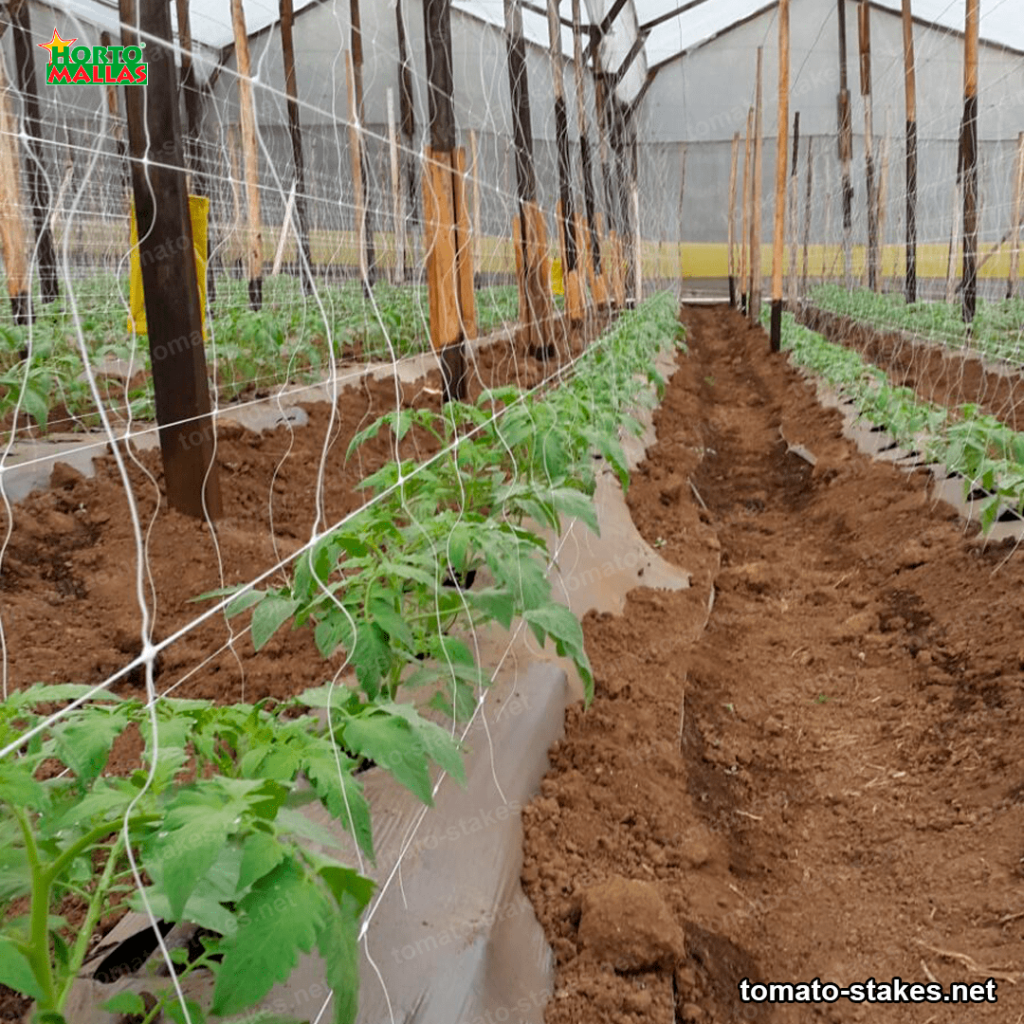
left=728, top=131, right=740, bottom=307
left=120, top=0, right=222, bottom=519
left=858, top=1, right=878, bottom=292
left=901, top=0, right=918, bottom=303
left=505, top=0, right=556, bottom=354
left=422, top=0, right=474, bottom=399
left=740, top=107, right=753, bottom=314
left=345, top=51, right=370, bottom=292
left=1009, top=132, right=1024, bottom=299
left=677, top=143, right=687, bottom=288
left=469, top=128, right=482, bottom=286
left=946, top=149, right=962, bottom=304
left=280, top=0, right=314, bottom=290
left=388, top=89, right=406, bottom=286
left=571, top=0, right=606, bottom=308
left=594, top=72, right=622, bottom=306
left=10, top=0, right=57, bottom=307
left=226, top=125, right=243, bottom=269
left=0, top=45, right=29, bottom=323
left=547, top=0, right=582, bottom=325
left=750, top=46, right=764, bottom=323
left=770, top=0, right=790, bottom=353
left=349, top=0, right=377, bottom=287
left=230, top=0, right=263, bottom=309
left=876, top=114, right=891, bottom=290
left=396, top=0, right=418, bottom=257
left=801, top=135, right=814, bottom=294
left=961, top=0, right=980, bottom=323
left=98, top=30, right=128, bottom=202
left=786, top=111, right=800, bottom=308
left=837, top=0, right=854, bottom=288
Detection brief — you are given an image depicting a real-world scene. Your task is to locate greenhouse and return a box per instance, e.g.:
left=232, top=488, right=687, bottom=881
left=0, top=0, right=1023, bottom=1021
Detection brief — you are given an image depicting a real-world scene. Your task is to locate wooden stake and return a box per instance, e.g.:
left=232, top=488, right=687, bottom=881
left=345, top=50, right=370, bottom=292
left=961, top=0, right=980, bottom=323
left=877, top=113, right=891, bottom=290
left=677, top=143, right=687, bottom=287
left=469, top=128, right=482, bottom=286
left=0, top=45, right=29, bottom=322
left=280, top=0, right=313, bottom=290
left=740, top=107, right=753, bottom=314
left=388, top=89, right=406, bottom=286
left=728, top=131, right=740, bottom=307
left=120, top=0, right=221, bottom=519
left=230, top=0, right=263, bottom=309
left=946, top=151, right=962, bottom=304
left=787, top=111, right=800, bottom=308
left=751, top=46, right=764, bottom=323
left=422, top=0, right=472, bottom=400
left=859, top=1, right=878, bottom=292
left=396, top=0, right=419, bottom=248
left=901, top=0, right=918, bottom=302
left=547, top=0, right=582, bottom=324
left=1009, top=132, right=1024, bottom=299
left=505, top=0, right=556, bottom=353
left=571, top=0, right=605, bottom=308
left=349, top=0, right=376, bottom=286
left=98, top=30, right=128, bottom=201
left=837, top=0, right=854, bottom=287
left=10, top=0, right=57, bottom=307
left=770, top=0, right=790, bottom=353
left=801, top=135, right=814, bottom=294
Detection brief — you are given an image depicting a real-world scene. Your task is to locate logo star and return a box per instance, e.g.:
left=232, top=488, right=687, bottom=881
left=37, top=28, right=76, bottom=63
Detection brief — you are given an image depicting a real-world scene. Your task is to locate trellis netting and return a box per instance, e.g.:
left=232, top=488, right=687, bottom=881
left=0, top=0, right=1023, bottom=1021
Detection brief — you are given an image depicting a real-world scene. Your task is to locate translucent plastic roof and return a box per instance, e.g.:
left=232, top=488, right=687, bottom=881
left=51, top=0, right=1024, bottom=95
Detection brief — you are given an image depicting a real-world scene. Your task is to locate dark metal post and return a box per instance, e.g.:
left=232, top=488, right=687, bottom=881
left=901, top=0, right=917, bottom=303
left=961, top=0, right=979, bottom=323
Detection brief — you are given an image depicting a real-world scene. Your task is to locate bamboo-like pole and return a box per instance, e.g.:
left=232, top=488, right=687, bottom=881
left=787, top=111, right=800, bottom=308
left=961, top=0, right=980, bottom=323
left=750, top=46, right=764, bottom=323
left=1009, top=132, right=1024, bottom=299
left=837, top=0, right=854, bottom=288
left=11, top=0, right=57, bottom=306
left=770, top=3, right=790, bottom=353
left=0, top=45, right=29, bottom=322
left=801, top=135, right=814, bottom=294
left=740, top=108, right=754, bottom=314
left=728, top=131, right=740, bottom=307
left=901, top=0, right=918, bottom=303
left=387, top=88, right=406, bottom=286
left=280, top=0, right=313, bottom=290
left=859, top=1, right=878, bottom=292
left=230, top=0, right=263, bottom=309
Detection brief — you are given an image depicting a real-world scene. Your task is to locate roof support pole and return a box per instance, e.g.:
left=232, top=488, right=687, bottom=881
left=961, top=0, right=980, bottom=323
left=120, top=0, right=222, bottom=520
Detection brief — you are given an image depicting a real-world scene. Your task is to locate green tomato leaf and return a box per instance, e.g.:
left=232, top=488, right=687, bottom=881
left=0, top=936, right=44, bottom=1001
left=252, top=594, right=301, bottom=651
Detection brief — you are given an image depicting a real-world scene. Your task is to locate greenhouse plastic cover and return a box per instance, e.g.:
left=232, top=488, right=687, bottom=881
left=53, top=0, right=1024, bottom=103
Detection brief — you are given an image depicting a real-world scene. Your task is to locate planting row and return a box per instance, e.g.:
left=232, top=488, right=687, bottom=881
left=808, top=284, right=1024, bottom=365
left=774, top=310, right=1024, bottom=530
left=0, top=293, right=685, bottom=1024
left=0, top=275, right=520, bottom=436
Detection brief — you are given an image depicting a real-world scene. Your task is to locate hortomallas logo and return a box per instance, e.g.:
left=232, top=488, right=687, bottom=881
left=38, top=29, right=147, bottom=85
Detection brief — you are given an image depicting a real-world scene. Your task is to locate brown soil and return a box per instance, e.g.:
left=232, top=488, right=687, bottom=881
left=800, top=306, right=1024, bottom=431
left=521, top=304, right=1024, bottom=1024
left=0, top=332, right=578, bottom=723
